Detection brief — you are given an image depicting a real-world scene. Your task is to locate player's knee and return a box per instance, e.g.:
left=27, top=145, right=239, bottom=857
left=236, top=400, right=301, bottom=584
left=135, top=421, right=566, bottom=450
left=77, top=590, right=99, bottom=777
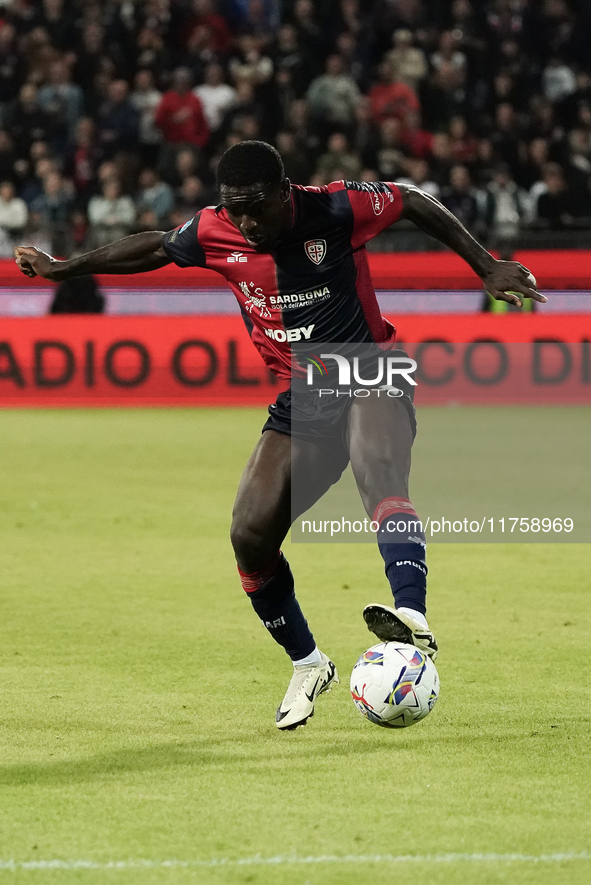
left=230, top=518, right=273, bottom=572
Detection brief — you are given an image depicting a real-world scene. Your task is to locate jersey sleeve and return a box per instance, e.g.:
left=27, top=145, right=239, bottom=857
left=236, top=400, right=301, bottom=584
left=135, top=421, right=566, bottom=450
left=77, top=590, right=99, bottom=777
left=161, top=214, right=206, bottom=268
left=343, top=181, right=404, bottom=249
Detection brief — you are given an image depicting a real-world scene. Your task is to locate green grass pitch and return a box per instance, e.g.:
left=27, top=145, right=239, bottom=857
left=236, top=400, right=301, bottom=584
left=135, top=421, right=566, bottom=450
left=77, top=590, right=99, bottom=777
left=0, top=407, right=590, bottom=885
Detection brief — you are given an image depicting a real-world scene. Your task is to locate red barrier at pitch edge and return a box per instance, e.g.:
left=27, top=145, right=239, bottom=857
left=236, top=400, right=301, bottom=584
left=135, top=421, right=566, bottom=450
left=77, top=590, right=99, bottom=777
left=2, top=250, right=590, bottom=290
left=1, top=314, right=590, bottom=406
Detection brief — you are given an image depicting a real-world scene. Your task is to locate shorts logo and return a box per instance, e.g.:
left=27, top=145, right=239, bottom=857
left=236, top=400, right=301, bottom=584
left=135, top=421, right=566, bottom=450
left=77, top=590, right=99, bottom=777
left=305, top=239, right=326, bottom=265
left=238, top=281, right=272, bottom=318
left=227, top=251, right=247, bottom=263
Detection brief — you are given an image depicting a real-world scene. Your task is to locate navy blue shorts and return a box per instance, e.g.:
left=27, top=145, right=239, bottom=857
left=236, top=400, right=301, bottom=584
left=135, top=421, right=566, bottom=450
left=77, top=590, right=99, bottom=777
left=262, top=347, right=417, bottom=464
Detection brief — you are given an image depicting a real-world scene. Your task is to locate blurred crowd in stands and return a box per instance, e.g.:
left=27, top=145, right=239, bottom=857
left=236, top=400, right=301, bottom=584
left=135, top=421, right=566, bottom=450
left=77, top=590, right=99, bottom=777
left=0, top=0, right=590, bottom=257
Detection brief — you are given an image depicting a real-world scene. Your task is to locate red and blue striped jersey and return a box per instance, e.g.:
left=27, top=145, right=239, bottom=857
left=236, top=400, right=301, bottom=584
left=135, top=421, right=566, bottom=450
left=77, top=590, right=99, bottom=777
left=162, top=180, right=404, bottom=379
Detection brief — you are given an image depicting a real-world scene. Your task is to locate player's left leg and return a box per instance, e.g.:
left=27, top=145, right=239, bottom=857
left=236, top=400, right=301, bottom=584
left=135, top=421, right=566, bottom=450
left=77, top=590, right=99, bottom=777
left=231, top=429, right=341, bottom=728
left=348, top=394, right=438, bottom=659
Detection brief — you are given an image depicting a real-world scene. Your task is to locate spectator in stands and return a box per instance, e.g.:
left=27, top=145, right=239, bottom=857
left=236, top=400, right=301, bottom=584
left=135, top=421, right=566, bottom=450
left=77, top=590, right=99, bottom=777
left=87, top=178, right=136, bottom=247
left=367, top=60, right=419, bottom=126
left=558, top=71, right=591, bottom=129
left=181, top=24, right=219, bottom=84
left=488, top=71, right=520, bottom=115
left=18, top=156, right=55, bottom=207
left=421, top=60, right=466, bottom=130
left=30, top=169, right=73, bottom=254
left=194, top=63, right=237, bottom=133
left=306, top=54, right=360, bottom=138
left=6, top=83, right=55, bottom=157
left=136, top=168, right=174, bottom=227
left=472, top=137, right=497, bottom=187
left=0, top=130, right=17, bottom=182
left=448, top=116, right=478, bottom=164
left=217, top=78, right=265, bottom=141
left=74, top=23, right=110, bottom=106
left=37, top=59, right=84, bottom=144
left=135, top=26, right=171, bottom=78
left=448, top=0, right=486, bottom=59
left=429, top=132, right=454, bottom=185
left=0, top=23, right=20, bottom=124
left=430, top=30, right=467, bottom=80
left=0, top=0, right=588, bottom=251
left=315, top=132, right=362, bottom=183
left=229, top=35, right=273, bottom=86
left=172, top=175, right=212, bottom=225
left=291, top=0, right=324, bottom=70
left=334, top=31, right=367, bottom=91
left=534, top=162, right=591, bottom=230
left=130, top=70, right=163, bottom=166
left=65, top=117, right=102, bottom=202
left=273, top=24, right=310, bottom=96
left=161, top=147, right=200, bottom=189
left=155, top=68, right=209, bottom=148
left=565, top=129, right=591, bottom=189
left=30, top=170, right=72, bottom=227
left=284, top=95, right=318, bottom=154
left=97, top=80, right=140, bottom=159
left=20, top=26, right=60, bottom=86
left=399, top=109, right=432, bottom=159
left=491, top=102, right=520, bottom=169
left=32, top=0, right=77, bottom=53
left=542, top=57, right=576, bottom=104
left=482, top=163, right=532, bottom=256
left=275, top=130, right=311, bottom=185
left=186, top=0, right=232, bottom=57
left=0, top=180, right=28, bottom=252
left=526, top=95, right=558, bottom=142
left=397, top=158, right=440, bottom=199
left=372, top=118, right=408, bottom=181
left=441, top=164, right=478, bottom=230
left=385, top=29, right=428, bottom=93
left=517, top=137, right=550, bottom=192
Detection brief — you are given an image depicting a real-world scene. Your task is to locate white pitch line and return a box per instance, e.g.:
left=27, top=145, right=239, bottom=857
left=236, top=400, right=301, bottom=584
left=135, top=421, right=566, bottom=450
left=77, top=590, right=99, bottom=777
left=0, top=852, right=590, bottom=871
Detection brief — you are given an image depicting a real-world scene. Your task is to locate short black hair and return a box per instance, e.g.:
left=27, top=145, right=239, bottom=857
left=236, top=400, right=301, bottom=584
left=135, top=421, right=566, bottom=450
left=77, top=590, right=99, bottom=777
left=217, top=140, right=284, bottom=190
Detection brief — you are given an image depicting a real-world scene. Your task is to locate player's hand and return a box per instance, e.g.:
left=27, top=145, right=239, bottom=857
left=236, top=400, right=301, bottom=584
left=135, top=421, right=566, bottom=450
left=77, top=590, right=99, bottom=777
left=14, top=246, right=63, bottom=281
left=482, top=260, right=547, bottom=308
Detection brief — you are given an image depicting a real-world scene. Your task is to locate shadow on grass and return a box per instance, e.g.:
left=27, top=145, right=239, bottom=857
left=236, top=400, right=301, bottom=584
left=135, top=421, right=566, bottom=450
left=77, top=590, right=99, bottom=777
left=0, top=733, right=406, bottom=787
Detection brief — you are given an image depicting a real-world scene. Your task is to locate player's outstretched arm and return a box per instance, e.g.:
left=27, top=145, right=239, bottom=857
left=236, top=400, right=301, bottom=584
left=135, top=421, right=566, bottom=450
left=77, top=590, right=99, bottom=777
left=397, top=184, right=547, bottom=308
left=14, top=231, right=171, bottom=282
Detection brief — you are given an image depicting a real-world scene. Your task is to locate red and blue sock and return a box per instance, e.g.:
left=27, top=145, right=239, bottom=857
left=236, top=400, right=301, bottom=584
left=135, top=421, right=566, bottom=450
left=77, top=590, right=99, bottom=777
left=238, top=552, right=316, bottom=660
left=374, top=497, right=427, bottom=615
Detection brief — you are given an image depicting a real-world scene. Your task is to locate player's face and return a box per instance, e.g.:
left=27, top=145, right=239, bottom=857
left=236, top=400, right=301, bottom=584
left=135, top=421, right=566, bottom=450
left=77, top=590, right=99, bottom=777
left=220, top=180, right=292, bottom=250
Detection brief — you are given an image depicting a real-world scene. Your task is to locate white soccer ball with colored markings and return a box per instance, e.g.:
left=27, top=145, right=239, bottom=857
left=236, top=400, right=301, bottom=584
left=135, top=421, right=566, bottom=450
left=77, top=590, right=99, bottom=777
left=350, top=642, right=439, bottom=728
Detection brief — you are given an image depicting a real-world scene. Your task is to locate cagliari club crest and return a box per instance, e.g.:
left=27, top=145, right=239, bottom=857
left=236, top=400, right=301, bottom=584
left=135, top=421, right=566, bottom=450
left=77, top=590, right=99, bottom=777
left=304, top=239, right=326, bottom=265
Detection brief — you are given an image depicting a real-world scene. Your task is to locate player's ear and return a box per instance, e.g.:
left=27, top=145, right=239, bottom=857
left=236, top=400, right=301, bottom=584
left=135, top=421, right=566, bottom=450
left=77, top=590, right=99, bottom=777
left=280, top=178, right=291, bottom=202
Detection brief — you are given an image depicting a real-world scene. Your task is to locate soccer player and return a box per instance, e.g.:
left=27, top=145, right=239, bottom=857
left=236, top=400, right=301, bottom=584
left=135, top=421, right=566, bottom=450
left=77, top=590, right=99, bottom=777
left=15, top=141, right=545, bottom=729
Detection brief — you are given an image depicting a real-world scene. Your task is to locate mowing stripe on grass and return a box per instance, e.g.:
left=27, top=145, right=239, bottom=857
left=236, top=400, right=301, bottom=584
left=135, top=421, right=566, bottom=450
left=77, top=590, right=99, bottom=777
left=0, top=852, right=590, bottom=871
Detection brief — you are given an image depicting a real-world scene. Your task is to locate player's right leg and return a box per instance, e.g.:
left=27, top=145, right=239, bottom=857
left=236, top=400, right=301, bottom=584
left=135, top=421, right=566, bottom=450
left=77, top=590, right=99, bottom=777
left=348, top=393, right=438, bottom=659
left=230, top=429, right=340, bottom=729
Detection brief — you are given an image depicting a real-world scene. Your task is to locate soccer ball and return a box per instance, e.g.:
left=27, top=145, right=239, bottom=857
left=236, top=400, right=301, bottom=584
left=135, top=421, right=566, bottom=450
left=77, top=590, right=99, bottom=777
left=350, top=642, right=440, bottom=728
